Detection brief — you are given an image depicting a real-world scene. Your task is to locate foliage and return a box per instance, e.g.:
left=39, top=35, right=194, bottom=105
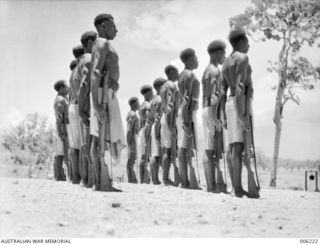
left=230, top=0, right=320, bottom=106
left=0, top=113, right=55, bottom=178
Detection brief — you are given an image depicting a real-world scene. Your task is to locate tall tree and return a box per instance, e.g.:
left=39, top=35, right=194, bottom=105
left=229, top=0, right=320, bottom=186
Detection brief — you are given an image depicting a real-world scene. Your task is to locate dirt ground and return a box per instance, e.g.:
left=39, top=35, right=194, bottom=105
left=0, top=177, right=319, bottom=238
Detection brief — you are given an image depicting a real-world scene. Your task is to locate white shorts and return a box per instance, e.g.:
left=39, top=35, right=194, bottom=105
left=150, top=124, right=160, bottom=157
left=139, top=126, right=146, bottom=156
left=160, top=114, right=171, bottom=149
left=177, top=109, right=199, bottom=149
left=55, top=128, right=64, bottom=156
left=226, top=97, right=244, bottom=144
left=67, top=104, right=81, bottom=149
left=202, top=107, right=216, bottom=150
left=89, top=94, right=99, bottom=137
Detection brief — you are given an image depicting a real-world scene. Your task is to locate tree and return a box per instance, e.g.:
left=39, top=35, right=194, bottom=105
left=0, top=113, right=55, bottom=178
left=229, top=0, right=320, bottom=187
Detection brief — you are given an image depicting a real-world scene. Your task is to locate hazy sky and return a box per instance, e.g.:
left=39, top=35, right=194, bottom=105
left=0, top=0, right=319, bottom=160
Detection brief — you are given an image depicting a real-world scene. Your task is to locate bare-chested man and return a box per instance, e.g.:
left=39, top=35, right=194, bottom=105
left=221, top=29, right=251, bottom=198
left=77, top=31, right=97, bottom=187
left=177, top=48, right=200, bottom=189
left=90, top=13, right=126, bottom=192
left=126, top=97, right=140, bottom=183
left=53, top=80, right=69, bottom=181
left=147, top=78, right=166, bottom=185
left=70, top=60, right=77, bottom=72
left=68, top=45, right=85, bottom=184
left=201, top=40, right=226, bottom=192
left=138, top=85, right=153, bottom=184
left=160, top=65, right=180, bottom=186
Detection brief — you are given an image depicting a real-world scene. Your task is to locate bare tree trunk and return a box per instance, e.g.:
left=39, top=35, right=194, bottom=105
left=270, top=109, right=282, bottom=187
left=270, top=32, right=291, bottom=187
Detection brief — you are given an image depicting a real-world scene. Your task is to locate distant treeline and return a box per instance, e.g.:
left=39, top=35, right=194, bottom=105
left=0, top=113, right=319, bottom=179
left=255, top=148, right=320, bottom=171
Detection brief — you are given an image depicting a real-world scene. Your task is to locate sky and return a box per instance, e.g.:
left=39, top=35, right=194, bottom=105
left=0, top=0, right=319, bottom=160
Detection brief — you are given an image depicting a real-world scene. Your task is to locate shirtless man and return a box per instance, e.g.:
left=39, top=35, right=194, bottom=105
left=201, top=40, right=226, bottom=192
left=147, top=78, right=166, bottom=185
left=70, top=60, right=77, bottom=72
left=53, top=80, right=69, bottom=181
left=77, top=31, right=97, bottom=187
left=177, top=48, right=200, bottom=189
left=126, top=97, right=140, bottom=183
left=221, top=29, right=251, bottom=198
left=90, top=13, right=126, bottom=192
left=138, top=85, right=153, bottom=184
left=68, top=45, right=84, bottom=184
left=160, top=65, right=180, bottom=186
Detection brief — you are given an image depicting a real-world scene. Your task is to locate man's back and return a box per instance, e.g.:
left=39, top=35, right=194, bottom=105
left=222, top=51, right=248, bottom=95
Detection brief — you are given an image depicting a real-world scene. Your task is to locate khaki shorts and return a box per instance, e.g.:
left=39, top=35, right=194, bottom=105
left=160, top=114, right=171, bottom=149
left=150, top=124, right=160, bottom=157
left=226, top=97, right=244, bottom=144
left=202, top=107, right=216, bottom=150
left=67, top=104, right=81, bottom=149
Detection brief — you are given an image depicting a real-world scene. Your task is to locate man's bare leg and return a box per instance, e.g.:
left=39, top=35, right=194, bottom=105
left=69, top=148, right=80, bottom=184
left=231, top=143, right=247, bottom=197
left=178, top=148, right=189, bottom=188
left=127, top=158, right=137, bottom=183
left=162, top=148, right=174, bottom=185
left=139, top=155, right=146, bottom=183
left=203, top=150, right=216, bottom=192
left=150, top=156, right=161, bottom=185
left=226, top=145, right=234, bottom=189
left=55, top=156, right=65, bottom=181
left=91, top=136, right=100, bottom=191
left=80, top=145, right=89, bottom=186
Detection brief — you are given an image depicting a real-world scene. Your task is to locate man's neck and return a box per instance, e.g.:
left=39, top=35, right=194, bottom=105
left=184, top=65, right=193, bottom=71
left=98, top=33, right=109, bottom=40
left=210, top=57, right=218, bottom=67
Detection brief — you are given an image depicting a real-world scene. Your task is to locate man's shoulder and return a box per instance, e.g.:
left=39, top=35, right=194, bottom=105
left=232, top=52, right=249, bottom=64
left=55, top=95, right=67, bottom=104
left=127, top=110, right=137, bottom=118
left=140, top=101, right=150, bottom=109
left=82, top=53, right=91, bottom=63
left=94, top=37, right=109, bottom=51
left=181, top=69, right=193, bottom=77
left=204, top=64, right=219, bottom=78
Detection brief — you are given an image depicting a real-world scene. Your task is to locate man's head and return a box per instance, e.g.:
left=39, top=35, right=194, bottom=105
left=54, top=80, right=68, bottom=96
left=69, top=60, right=77, bottom=71
left=72, top=45, right=85, bottom=60
left=140, top=84, right=153, bottom=101
left=81, top=31, right=97, bottom=53
left=228, top=28, right=249, bottom=53
left=207, top=40, right=226, bottom=65
left=128, top=96, right=140, bottom=111
left=153, top=77, right=166, bottom=94
left=164, top=65, right=179, bottom=82
left=94, top=13, right=117, bottom=40
left=180, top=48, right=198, bottom=70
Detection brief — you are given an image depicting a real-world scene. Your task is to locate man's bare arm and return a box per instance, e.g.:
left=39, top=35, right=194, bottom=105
left=235, top=54, right=249, bottom=120
left=220, top=76, right=229, bottom=129
left=55, top=97, right=67, bottom=138
left=91, top=39, right=109, bottom=112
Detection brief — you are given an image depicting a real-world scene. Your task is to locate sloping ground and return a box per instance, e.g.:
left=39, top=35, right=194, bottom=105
left=0, top=177, right=319, bottom=238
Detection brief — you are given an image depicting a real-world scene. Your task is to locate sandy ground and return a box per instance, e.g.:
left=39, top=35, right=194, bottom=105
left=0, top=177, right=319, bottom=238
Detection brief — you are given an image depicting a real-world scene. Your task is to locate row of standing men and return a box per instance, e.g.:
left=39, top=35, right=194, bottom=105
left=53, top=13, right=260, bottom=198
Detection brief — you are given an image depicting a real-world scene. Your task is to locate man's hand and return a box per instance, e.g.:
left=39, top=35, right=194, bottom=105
left=239, top=116, right=250, bottom=132
left=60, top=133, right=68, bottom=142
left=96, top=105, right=108, bottom=123
left=215, top=120, right=223, bottom=132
